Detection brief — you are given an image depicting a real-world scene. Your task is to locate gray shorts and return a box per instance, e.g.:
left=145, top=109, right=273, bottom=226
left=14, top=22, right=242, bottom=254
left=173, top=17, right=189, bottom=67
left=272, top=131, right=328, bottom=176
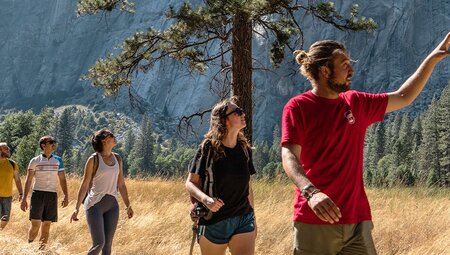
left=0, top=197, right=12, bottom=221
left=293, top=221, right=377, bottom=255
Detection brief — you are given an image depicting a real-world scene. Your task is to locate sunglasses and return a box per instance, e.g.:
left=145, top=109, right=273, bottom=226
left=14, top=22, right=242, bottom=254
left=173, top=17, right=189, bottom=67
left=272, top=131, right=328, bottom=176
left=45, top=141, right=56, bottom=145
left=224, top=107, right=244, bottom=117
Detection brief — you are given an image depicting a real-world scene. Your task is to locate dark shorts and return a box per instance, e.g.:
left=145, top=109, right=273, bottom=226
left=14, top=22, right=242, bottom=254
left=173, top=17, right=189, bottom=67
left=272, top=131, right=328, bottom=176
left=197, top=211, right=255, bottom=244
left=0, top=197, right=12, bottom=221
left=30, top=190, right=58, bottom=222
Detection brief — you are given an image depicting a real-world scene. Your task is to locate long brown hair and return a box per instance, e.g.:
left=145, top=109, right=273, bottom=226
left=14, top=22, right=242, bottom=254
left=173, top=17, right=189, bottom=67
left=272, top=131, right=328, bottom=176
left=201, top=97, right=251, bottom=159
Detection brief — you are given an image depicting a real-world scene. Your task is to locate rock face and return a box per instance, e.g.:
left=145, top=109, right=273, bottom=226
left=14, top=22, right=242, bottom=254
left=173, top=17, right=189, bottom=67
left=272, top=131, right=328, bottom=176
left=1, top=0, right=449, bottom=140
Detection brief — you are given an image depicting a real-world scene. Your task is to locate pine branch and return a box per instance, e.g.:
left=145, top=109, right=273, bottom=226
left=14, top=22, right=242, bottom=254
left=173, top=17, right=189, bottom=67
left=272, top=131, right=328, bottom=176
left=76, top=0, right=135, bottom=16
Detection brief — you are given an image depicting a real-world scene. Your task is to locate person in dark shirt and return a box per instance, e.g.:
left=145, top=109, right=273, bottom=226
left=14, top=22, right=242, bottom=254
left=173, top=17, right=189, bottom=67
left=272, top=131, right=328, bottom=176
left=186, top=97, right=256, bottom=255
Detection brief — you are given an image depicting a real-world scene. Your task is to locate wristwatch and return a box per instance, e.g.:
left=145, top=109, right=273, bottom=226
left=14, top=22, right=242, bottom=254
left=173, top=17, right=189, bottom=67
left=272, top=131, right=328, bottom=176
left=301, top=184, right=320, bottom=201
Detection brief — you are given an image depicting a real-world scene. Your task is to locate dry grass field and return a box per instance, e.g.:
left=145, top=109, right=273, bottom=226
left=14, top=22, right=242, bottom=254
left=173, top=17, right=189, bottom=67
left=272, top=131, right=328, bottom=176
left=0, top=177, right=448, bottom=255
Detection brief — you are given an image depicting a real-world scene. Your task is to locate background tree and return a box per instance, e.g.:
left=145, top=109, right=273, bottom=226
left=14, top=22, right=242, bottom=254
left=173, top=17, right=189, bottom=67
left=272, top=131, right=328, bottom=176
left=418, top=98, right=441, bottom=186
left=77, top=0, right=376, bottom=142
left=55, top=107, right=75, bottom=158
left=128, top=115, right=155, bottom=176
left=116, top=128, right=136, bottom=175
left=408, top=115, right=422, bottom=182
left=253, top=141, right=270, bottom=176
left=13, top=136, right=37, bottom=174
left=32, top=107, right=57, bottom=140
left=70, top=148, right=83, bottom=174
left=0, top=111, right=34, bottom=152
left=269, top=124, right=281, bottom=163
left=436, top=82, right=450, bottom=186
left=363, top=123, right=375, bottom=185
left=265, top=124, right=283, bottom=177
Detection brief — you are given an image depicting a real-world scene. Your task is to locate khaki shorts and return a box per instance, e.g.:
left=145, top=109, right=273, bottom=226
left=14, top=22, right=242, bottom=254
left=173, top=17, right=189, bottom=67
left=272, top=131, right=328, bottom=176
left=293, top=221, right=377, bottom=255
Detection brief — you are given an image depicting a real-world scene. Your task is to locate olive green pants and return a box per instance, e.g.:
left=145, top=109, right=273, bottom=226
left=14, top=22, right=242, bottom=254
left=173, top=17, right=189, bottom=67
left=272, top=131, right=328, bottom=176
left=293, top=221, right=377, bottom=255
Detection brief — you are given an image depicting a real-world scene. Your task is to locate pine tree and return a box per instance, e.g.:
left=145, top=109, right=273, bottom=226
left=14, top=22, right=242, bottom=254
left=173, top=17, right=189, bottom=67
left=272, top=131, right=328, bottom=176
left=269, top=124, right=281, bottom=163
left=436, top=82, right=450, bottom=186
left=55, top=107, right=75, bottom=157
left=77, top=0, right=377, bottom=141
left=385, top=113, right=402, bottom=156
left=387, top=115, right=415, bottom=187
left=253, top=141, right=270, bottom=177
left=265, top=124, right=283, bottom=178
left=70, top=149, right=83, bottom=174
left=128, top=115, right=154, bottom=176
left=393, top=114, right=413, bottom=170
left=118, top=129, right=136, bottom=175
left=62, top=151, right=73, bottom=174
left=13, top=135, right=38, bottom=174
left=32, top=107, right=57, bottom=140
left=418, top=98, right=441, bottom=186
left=409, top=115, right=423, bottom=181
left=373, top=121, right=386, bottom=161
left=366, top=121, right=386, bottom=185
left=363, top=124, right=375, bottom=185
left=375, top=154, right=395, bottom=187
left=0, top=111, right=34, bottom=152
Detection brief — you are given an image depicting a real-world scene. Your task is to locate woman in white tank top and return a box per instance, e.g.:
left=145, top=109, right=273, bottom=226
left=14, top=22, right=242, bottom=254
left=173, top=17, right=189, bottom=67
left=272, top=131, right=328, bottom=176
left=70, top=129, right=134, bottom=255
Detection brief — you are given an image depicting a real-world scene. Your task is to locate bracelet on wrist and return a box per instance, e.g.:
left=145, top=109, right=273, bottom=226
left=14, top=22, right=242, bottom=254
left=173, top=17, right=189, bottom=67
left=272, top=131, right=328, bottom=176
left=301, top=184, right=321, bottom=201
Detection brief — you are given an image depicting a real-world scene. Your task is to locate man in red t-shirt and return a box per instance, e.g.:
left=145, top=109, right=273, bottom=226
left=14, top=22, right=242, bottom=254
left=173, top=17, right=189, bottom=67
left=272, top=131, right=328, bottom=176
left=281, top=33, right=450, bottom=254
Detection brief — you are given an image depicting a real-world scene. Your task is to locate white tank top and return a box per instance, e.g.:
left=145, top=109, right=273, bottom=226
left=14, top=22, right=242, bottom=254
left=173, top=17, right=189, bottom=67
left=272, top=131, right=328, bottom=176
left=84, top=154, right=120, bottom=210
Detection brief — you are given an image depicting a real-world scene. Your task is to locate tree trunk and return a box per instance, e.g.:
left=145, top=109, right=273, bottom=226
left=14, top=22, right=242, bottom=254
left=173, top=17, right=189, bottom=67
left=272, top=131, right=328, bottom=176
left=232, top=11, right=253, bottom=143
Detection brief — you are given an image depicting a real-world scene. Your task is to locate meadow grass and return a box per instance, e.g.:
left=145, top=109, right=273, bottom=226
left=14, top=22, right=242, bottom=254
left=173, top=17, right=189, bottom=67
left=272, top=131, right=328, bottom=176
left=0, top=178, right=448, bottom=254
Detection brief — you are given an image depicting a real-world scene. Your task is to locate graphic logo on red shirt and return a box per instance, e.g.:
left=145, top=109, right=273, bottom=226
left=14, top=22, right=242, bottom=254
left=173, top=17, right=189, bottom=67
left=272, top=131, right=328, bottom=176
left=344, top=110, right=356, bottom=125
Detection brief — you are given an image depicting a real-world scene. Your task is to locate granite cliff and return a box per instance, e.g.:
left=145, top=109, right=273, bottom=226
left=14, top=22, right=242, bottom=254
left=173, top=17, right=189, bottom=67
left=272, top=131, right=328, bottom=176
left=0, top=0, right=449, bottom=140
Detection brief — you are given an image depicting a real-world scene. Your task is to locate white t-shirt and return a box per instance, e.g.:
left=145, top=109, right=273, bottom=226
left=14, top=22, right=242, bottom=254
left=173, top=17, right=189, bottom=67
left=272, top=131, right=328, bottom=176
left=28, top=154, right=64, bottom=193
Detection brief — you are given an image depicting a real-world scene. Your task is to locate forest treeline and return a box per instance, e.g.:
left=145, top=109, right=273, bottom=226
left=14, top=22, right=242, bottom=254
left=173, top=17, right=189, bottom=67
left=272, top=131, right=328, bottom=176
left=0, top=82, right=448, bottom=187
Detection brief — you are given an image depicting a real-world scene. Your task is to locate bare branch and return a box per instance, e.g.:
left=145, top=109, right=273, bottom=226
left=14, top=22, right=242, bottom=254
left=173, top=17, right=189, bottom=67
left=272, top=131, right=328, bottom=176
left=177, top=108, right=212, bottom=138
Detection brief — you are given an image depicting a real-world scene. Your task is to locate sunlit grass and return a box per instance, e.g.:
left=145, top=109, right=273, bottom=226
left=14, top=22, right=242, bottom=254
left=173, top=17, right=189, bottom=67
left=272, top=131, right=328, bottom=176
left=0, top=178, right=448, bottom=254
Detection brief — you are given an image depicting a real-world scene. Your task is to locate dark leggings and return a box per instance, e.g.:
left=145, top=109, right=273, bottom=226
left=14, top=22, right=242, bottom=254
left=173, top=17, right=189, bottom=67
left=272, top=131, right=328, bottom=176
left=86, top=195, right=119, bottom=255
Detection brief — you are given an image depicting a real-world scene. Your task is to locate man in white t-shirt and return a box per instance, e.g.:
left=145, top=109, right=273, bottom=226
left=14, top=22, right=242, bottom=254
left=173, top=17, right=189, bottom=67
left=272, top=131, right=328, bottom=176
left=20, top=136, right=69, bottom=249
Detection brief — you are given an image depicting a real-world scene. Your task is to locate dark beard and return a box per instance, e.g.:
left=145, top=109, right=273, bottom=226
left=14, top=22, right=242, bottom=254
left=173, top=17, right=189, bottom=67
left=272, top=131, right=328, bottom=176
left=0, top=152, right=8, bottom=158
left=327, top=69, right=350, bottom=93
left=327, top=79, right=350, bottom=93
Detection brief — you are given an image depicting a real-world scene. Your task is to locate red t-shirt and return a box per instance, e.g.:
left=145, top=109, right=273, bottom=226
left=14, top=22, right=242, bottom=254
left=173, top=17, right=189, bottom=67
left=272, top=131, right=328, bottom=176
left=281, top=90, right=388, bottom=224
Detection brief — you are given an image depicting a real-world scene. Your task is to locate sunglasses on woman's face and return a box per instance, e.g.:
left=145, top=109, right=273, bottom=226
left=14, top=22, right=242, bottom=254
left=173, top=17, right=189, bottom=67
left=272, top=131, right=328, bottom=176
left=224, top=107, right=244, bottom=117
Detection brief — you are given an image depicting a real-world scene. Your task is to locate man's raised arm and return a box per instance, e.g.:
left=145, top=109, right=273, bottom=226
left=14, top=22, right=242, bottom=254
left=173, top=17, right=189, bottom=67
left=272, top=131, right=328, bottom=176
left=386, top=32, right=450, bottom=113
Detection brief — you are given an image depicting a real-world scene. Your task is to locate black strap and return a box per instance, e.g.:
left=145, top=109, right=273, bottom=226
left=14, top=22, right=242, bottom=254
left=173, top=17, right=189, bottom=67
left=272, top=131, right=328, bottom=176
left=202, top=141, right=216, bottom=198
left=189, top=221, right=198, bottom=255
left=8, top=159, right=15, bottom=169
left=92, top=153, right=99, bottom=178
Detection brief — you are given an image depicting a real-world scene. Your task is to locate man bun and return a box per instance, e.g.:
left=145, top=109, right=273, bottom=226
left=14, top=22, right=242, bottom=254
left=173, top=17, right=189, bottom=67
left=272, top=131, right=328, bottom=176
left=294, top=50, right=309, bottom=65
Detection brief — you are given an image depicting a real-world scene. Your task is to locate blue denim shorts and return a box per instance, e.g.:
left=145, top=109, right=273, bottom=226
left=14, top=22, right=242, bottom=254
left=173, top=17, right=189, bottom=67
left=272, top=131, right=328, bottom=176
left=197, top=211, right=255, bottom=244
